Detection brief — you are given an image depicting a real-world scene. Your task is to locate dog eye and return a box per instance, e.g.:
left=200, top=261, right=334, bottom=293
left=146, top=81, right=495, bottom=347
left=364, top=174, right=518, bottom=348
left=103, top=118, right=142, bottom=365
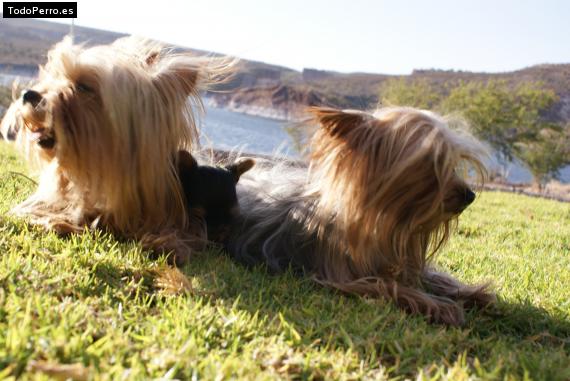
left=75, top=82, right=93, bottom=93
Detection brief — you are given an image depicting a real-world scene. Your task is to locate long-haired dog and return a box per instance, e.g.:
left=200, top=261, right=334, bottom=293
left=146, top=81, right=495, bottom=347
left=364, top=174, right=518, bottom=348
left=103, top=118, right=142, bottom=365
left=227, top=107, right=495, bottom=325
left=0, top=37, right=231, bottom=263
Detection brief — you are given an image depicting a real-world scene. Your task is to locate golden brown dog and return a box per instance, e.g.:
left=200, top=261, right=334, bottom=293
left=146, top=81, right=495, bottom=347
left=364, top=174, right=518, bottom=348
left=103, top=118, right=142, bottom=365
left=227, top=107, right=495, bottom=325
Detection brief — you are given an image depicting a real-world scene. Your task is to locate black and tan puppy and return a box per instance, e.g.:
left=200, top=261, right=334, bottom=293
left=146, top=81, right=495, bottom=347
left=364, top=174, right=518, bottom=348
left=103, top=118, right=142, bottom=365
left=177, top=150, right=254, bottom=242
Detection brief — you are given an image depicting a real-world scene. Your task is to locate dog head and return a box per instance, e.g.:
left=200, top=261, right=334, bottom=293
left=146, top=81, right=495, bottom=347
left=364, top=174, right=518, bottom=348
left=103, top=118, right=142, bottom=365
left=1, top=36, right=232, bottom=239
left=308, top=107, right=487, bottom=278
left=177, top=150, right=255, bottom=241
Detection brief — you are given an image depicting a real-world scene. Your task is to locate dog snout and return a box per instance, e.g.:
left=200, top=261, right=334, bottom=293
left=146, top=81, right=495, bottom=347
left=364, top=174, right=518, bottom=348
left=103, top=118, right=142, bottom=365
left=464, top=188, right=476, bottom=205
left=22, top=90, right=43, bottom=107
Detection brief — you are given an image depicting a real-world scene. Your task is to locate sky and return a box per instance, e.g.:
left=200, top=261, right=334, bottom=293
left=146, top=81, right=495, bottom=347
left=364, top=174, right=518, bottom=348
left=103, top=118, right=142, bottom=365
left=34, top=0, right=570, bottom=75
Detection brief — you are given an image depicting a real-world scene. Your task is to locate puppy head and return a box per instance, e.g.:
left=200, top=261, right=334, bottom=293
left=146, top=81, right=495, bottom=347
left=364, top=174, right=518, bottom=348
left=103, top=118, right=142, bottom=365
left=308, top=107, right=486, bottom=272
left=177, top=150, right=254, bottom=242
left=178, top=150, right=255, bottom=211
left=2, top=36, right=234, bottom=235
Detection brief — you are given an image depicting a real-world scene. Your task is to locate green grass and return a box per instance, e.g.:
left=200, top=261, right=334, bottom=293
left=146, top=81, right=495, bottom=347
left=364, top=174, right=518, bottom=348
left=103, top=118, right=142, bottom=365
left=0, top=141, right=568, bottom=381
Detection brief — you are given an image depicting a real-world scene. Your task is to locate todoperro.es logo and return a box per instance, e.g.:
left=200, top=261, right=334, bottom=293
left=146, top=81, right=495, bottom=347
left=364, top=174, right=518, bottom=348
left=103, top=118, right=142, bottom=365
left=3, top=2, right=77, bottom=18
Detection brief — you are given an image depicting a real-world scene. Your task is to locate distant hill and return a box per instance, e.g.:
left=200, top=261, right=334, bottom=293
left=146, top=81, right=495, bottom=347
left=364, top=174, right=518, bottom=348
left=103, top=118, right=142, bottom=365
left=0, top=15, right=125, bottom=68
left=1, top=16, right=569, bottom=122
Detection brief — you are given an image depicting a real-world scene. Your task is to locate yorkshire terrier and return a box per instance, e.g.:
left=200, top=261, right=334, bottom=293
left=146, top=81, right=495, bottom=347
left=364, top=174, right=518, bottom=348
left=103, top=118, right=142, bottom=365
left=227, top=107, right=495, bottom=325
left=0, top=36, right=232, bottom=263
left=176, top=150, right=254, bottom=243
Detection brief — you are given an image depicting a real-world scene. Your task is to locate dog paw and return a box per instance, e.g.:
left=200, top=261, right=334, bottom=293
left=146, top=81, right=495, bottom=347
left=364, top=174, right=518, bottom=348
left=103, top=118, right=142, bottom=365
left=428, top=301, right=465, bottom=326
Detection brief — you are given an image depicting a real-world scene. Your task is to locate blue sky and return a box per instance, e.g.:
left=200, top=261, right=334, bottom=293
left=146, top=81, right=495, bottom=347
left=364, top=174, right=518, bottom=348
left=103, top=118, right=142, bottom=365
left=40, top=0, right=570, bottom=74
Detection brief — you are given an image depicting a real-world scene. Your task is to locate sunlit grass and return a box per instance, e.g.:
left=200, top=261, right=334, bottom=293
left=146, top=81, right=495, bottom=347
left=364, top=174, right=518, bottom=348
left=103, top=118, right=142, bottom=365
left=0, top=141, right=568, bottom=380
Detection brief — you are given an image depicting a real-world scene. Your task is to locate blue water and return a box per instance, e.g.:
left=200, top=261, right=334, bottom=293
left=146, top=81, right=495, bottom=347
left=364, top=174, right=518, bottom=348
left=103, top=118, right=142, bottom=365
left=200, top=105, right=297, bottom=157
left=200, top=104, right=570, bottom=184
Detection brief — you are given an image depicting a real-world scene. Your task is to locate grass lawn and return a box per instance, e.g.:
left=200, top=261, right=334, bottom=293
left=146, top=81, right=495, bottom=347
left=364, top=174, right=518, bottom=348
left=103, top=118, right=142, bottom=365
left=0, top=140, right=568, bottom=380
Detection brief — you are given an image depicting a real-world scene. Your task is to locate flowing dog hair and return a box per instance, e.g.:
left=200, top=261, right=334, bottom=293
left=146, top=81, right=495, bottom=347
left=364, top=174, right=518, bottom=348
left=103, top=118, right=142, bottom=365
left=0, top=37, right=232, bottom=263
left=228, top=107, right=495, bottom=325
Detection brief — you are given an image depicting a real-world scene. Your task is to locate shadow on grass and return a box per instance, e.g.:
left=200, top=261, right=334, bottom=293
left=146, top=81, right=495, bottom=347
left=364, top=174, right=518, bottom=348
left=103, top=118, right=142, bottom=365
left=173, top=249, right=570, bottom=376
left=79, top=241, right=570, bottom=344
left=3, top=215, right=569, bottom=378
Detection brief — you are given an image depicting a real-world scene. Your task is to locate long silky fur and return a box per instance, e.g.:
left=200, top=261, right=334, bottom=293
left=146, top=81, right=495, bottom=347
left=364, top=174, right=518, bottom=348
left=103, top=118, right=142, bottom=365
left=0, top=36, right=234, bottom=262
left=228, top=106, right=495, bottom=325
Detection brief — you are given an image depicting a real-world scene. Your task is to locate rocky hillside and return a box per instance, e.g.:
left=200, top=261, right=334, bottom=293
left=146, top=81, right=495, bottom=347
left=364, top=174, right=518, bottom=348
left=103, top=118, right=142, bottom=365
left=1, top=16, right=569, bottom=122
left=0, top=16, right=124, bottom=71
left=210, top=64, right=570, bottom=121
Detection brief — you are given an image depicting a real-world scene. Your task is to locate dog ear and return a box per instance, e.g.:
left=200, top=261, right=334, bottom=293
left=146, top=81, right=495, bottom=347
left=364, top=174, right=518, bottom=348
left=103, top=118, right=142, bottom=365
left=151, top=56, right=201, bottom=96
left=111, top=36, right=162, bottom=68
left=227, top=158, right=255, bottom=183
left=177, top=150, right=198, bottom=173
left=308, top=107, right=368, bottom=139
left=145, top=51, right=160, bottom=66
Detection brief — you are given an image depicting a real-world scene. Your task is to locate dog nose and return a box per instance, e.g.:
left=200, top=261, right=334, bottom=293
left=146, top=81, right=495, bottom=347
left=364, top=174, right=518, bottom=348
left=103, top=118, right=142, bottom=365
left=464, top=188, right=476, bottom=205
left=22, top=90, right=43, bottom=107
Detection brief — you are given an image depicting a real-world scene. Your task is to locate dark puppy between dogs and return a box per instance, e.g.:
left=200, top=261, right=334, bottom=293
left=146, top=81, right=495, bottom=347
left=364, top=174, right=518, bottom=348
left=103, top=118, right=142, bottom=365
left=177, top=150, right=254, bottom=243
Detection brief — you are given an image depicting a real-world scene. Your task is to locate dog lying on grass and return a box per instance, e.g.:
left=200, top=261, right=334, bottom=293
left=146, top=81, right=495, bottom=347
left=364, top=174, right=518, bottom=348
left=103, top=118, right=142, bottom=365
left=227, top=107, right=495, bottom=325
left=0, top=36, right=233, bottom=264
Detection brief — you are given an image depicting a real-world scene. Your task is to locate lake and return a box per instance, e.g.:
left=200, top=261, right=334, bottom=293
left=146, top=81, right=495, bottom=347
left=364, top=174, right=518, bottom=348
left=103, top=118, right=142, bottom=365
left=200, top=105, right=297, bottom=157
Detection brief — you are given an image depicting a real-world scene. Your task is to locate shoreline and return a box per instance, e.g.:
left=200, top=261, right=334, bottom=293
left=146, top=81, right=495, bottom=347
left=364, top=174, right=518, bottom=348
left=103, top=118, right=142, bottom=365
left=482, top=182, right=570, bottom=203
left=204, top=95, right=300, bottom=122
